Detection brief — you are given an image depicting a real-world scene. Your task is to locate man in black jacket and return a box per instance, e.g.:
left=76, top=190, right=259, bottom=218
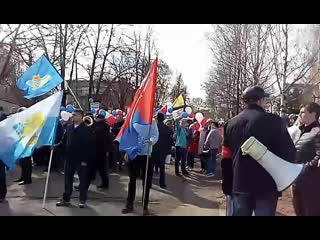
left=111, top=113, right=125, bottom=171
left=89, top=114, right=112, bottom=189
left=152, top=113, right=173, bottom=188
left=221, top=86, right=296, bottom=216
left=56, top=109, right=94, bottom=208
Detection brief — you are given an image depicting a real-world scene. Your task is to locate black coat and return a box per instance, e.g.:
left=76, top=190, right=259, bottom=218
left=55, top=121, right=64, bottom=144
left=112, top=120, right=124, bottom=139
left=64, top=123, right=94, bottom=166
left=153, top=122, right=174, bottom=155
left=222, top=104, right=296, bottom=196
left=93, top=120, right=112, bottom=159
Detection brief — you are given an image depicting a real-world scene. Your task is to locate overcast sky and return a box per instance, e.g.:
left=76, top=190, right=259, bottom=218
left=145, top=24, right=213, bottom=99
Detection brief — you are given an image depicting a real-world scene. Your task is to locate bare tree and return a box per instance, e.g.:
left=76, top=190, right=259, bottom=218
left=156, top=59, right=172, bottom=107
left=170, top=73, right=187, bottom=104
left=270, top=24, right=320, bottom=115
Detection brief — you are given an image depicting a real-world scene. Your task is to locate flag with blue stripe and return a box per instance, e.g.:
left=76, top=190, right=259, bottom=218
left=0, top=91, right=63, bottom=169
left=17, top=56, right=63, bottom=99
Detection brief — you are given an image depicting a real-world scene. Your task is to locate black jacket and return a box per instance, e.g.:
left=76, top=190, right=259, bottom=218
left=289, top=121, right=320, bottom=215
left=289, top=121, right=320, bottom=164
left=64, top=123, right=94, bottom=166
left=153, top=122, right=174, bottom=155
left=112, top=120, right=124, bottom=139
left=93, top=120, right=112, bottom=158
left=222, top=104, right=296, bottom=196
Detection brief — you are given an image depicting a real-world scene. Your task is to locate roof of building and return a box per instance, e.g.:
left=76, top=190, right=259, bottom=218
left=0, top=85, right=33, bottom=107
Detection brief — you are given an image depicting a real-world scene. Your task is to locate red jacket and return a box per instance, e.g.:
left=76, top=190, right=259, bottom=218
left=188, top=130, right=200, bottom=154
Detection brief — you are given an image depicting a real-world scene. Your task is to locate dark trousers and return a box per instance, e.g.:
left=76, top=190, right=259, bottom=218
left=19, top=157, right=32, bottom=183
left=152, top=152, right=166, bottom=186
left=175, top=146, right=187, bottom=174
left=51, top=147, right=65, bottom=171
left=112, top=143, right=124, bottom=171
left=187, top=152, right=195, bottom=168
left=127, top=155, right=154, bottom=209
left=89, top=155, right=109, bottom=187
left=0, top=160, right=7, bottom=199
left=200, top=153, right=207, bottom=171
left=63, top=161, right=89, bottom=202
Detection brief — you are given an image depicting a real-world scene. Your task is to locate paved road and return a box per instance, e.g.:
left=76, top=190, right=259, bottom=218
left=0, top=160, right=226, bottom=216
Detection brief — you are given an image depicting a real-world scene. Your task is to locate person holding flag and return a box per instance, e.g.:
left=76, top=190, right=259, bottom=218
left=116, top=59, right=159, bottom=216
left=55, top=109, right=94, bottom=208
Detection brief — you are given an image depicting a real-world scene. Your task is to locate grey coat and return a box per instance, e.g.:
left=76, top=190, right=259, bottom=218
left=204, top=127, right=222, bottom=151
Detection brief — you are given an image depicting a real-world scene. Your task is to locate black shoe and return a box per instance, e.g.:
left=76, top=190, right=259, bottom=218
left=160, top=184, right=167, bottom=189
left=18, top=181, right=32, bottom=185
left=143, top=208, right=151, bottom=216
left=97, top=184, right=109, bottom=189
left=175, top=172, right=182, bottom=177
left=56, top=199, right=71, bottom=207
left=14, top=178, right=23, bottom=183
left=122, top=202, right=134, bottom=214
left=79, top=201, right=86, bottom=208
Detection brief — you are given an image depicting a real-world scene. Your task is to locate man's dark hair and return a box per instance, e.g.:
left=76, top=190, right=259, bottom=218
left=213, top=121, right=219, bottom=128
left=243, top=86, right=270, bottom=104
left=97, top=114, right=105, bottom=120
left=157, top=112, right=165, bottom=122
left=74, top=109, right=84, bottom=116
left=303, top=102, right=320, bottom=120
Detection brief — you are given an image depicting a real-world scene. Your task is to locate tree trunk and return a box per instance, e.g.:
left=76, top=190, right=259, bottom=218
left=89, top=24, right=102, bottom=101
left=280, top=24, right=289, bottom=117
left=96, top=24, right=114, bottom=95
left=0, top=24, right=21, bottom=84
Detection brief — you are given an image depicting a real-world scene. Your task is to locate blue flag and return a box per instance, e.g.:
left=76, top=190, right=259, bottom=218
left=17, top=56, right=63, bottom=99
left=0, top=92, right=63, bottom=169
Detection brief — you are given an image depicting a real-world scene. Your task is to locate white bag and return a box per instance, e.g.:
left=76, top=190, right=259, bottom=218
left=165, top=154, right=171, bottom=164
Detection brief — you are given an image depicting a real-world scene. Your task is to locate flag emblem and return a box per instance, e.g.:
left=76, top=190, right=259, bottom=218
left=26, top=75, right=52, bottom=90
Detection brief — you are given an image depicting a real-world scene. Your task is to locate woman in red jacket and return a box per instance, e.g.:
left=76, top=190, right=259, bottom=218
left=187, top=123, right=200, bottom=170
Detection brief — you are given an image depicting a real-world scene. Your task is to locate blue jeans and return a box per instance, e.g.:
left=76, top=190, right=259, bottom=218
left=187, top=152, right=195, bottom=168
left=206, top=150, right=217, bottom=174
left=232, top=193, right=278, bottom=216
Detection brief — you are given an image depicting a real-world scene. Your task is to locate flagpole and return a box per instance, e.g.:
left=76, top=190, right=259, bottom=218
left=65, top=80, right=83, bottom=111
left=43, top=54, right=83, bottom=111
left=142, top=125, right=153, bottom=216
left=42, top=149, right=54, bottom=209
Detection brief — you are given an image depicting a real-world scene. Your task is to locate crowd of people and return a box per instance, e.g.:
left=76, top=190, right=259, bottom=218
left=2, top=85, right=320, bottom=216
left=0, top=104, right=225, bottom=214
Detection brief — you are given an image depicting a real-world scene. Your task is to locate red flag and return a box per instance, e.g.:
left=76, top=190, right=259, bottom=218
left=115, top=58, right=158, bottom=159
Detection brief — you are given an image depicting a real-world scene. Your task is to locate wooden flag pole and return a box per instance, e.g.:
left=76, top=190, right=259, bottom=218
left=42, top=149, right=54, bottom=209
left=65, top=80, right=83, bottom=111
left=142, top=125, right=153, bottom=216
